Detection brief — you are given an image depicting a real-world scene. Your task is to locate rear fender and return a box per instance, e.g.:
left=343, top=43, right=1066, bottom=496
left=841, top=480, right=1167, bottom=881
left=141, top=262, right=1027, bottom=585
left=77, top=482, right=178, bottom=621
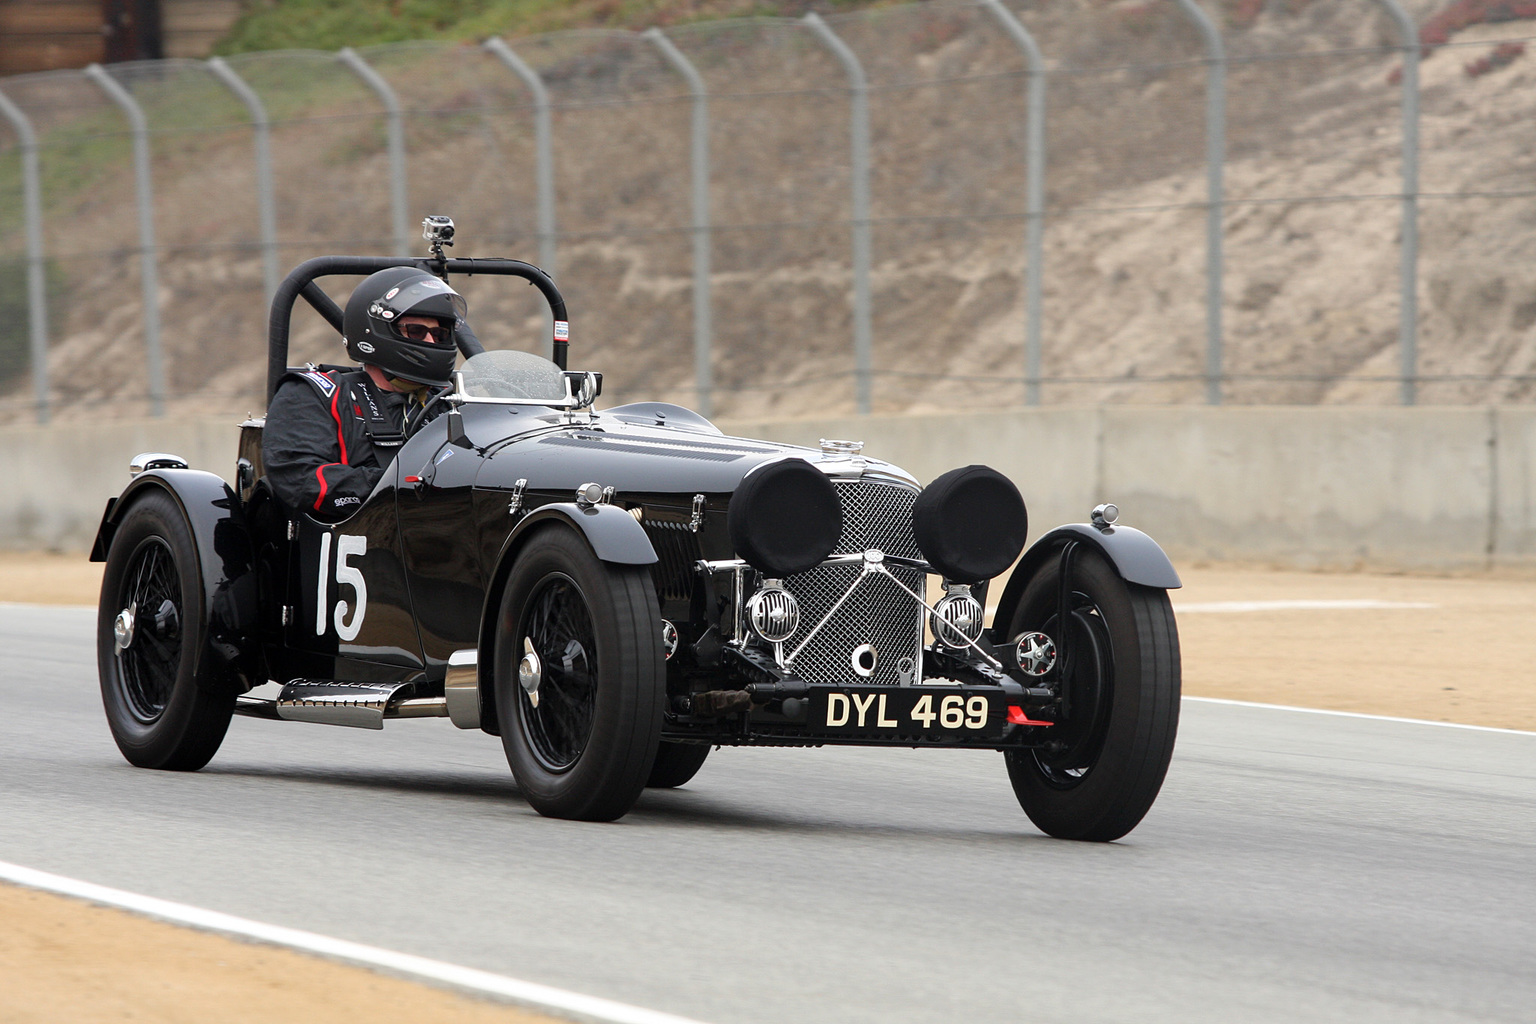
left=989, top=523, right=1181, bottom=641
left=472, top=502, right=659, bottom=734
left=92, top=469, right=261, bottom=692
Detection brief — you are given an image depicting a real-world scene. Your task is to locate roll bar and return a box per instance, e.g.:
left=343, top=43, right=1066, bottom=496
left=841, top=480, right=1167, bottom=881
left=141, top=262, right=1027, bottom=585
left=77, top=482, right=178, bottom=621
left=266, top=256, right=569, bottom=405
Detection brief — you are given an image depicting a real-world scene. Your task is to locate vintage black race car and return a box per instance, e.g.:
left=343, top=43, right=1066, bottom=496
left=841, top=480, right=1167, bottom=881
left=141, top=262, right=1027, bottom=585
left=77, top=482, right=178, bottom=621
left=90, top=230, right=1183, bottom=840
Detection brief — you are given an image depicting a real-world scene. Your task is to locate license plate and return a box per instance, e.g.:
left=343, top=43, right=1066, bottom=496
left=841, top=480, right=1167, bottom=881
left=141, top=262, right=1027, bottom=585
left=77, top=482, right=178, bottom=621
left=808, top=687, right=1006, bottom=739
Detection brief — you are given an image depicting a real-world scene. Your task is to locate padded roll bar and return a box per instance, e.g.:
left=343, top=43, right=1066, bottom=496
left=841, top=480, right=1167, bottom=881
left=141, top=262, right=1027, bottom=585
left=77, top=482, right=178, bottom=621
left=266, top=256, right=569, bottom=405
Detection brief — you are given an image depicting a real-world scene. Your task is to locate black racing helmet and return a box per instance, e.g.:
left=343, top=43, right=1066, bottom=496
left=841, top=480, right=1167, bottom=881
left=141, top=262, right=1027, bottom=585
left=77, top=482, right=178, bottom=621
left=342, top=267, right=467, bottom=387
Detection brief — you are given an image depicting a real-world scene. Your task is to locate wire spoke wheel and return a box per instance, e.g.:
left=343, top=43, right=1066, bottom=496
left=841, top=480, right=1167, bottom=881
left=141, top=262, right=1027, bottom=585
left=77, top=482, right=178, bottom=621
left=519, top=574, right=599, bottom=772
left=116, top=537, right=184, bottom=723
left=1003, top=547, right=1181, bottom=841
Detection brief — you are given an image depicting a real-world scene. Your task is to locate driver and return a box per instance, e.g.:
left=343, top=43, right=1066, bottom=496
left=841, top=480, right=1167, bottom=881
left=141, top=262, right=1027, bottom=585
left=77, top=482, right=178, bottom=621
left=262, top=267, right=474, bottom=520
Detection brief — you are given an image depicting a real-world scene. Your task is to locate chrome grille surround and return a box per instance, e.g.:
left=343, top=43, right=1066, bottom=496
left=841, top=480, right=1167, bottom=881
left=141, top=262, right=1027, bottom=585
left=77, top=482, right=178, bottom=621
left=778, top=479, right=926, bottom=687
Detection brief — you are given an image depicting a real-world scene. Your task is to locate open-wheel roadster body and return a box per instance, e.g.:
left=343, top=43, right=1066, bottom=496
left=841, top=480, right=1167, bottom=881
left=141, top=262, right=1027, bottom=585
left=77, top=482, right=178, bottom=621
left=91, top=233, right=1183, bottom=839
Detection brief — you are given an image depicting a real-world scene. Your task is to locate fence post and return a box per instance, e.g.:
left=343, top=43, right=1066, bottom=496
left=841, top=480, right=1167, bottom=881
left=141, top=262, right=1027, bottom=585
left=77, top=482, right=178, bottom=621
left=1170, top=0, right=1226, bottom=405
left=0, top=87, right=50, bottom=424
left=981, top=0, right=1048, bottom=407
left=643, top=28, right=714, bottom=419
left=207, top=57, right=280, bottom=305
left=84, top=63, right=165, bottom=418
left=803, top=12, right=873, bottom=416
left=337, top=48, right=410, bottom=258
left=1372, top=0, right=1420, bottom=405
left=484, top=37, right=558, bottom=359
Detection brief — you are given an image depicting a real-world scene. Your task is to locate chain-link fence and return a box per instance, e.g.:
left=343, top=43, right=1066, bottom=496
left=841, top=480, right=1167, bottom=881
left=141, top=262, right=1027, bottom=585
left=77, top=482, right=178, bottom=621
left=1, top=0, right=1533, bottom=424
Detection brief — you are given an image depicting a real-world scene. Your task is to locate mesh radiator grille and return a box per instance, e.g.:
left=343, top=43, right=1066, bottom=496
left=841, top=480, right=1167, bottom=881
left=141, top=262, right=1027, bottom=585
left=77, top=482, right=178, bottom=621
left=833, top=480, right=921, bottom=559
left=782, top=480, right=924, bottom=687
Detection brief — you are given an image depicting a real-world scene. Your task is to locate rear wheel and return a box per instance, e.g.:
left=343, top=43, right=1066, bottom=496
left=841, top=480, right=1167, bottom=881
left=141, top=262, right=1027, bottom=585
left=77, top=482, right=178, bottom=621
left=494, top=526, right=665, bottom=821
left=1002, top=547, right=1180, bottom=841
left=97, top=490, right=235, bottom=770
left=646, top=742, right=710, bottom=788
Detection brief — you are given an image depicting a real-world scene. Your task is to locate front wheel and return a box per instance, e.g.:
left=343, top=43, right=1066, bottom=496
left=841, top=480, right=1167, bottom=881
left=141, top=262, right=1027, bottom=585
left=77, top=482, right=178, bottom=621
left=494, top=525, right=665, bottom=821
left=97, top=490, right=235, bottom=770
left=1002, top=547, right=1180, bottom=841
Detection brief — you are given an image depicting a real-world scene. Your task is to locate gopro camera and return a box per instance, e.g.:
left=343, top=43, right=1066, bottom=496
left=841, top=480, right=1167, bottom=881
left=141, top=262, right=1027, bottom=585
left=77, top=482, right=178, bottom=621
left=422, top=214, right=455, bottom=246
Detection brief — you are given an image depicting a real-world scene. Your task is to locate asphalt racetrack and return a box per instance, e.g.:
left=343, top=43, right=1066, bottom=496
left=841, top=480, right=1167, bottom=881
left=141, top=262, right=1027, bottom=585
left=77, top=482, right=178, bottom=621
left=3, top=603, right=1533, bottom=1024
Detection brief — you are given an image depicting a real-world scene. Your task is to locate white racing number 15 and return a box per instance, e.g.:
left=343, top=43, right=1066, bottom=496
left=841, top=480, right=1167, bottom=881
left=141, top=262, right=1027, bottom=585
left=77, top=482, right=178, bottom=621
left=316, top=533, right=368, bottom=641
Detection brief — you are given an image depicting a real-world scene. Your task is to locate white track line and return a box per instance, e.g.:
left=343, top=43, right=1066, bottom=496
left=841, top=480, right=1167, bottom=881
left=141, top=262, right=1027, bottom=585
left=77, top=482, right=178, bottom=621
left=1172, top=599, right=1437, bottom=613
left=982, top=599, right=1438, bottom=617
left=0, top=860, right=710, bottom=1024
left=1184, top=696, right=1536, bottom=736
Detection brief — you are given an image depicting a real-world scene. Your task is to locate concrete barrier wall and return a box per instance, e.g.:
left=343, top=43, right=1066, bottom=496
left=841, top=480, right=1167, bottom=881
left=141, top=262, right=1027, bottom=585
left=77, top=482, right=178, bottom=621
left=1, top=416, right=241, bottom=554
left=5, top=407, right=1533, bottom=572
left=723, top=406, right=1533, bottom=572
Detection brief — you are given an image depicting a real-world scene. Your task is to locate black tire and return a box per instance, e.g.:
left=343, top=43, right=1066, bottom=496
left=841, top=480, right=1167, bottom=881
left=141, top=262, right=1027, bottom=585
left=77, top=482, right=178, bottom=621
left=646, top=742, right=710, bottom=789
left=1002, top=547, right=1180, bottom=841
left=97, top=490, right=235, bottom=771
left=494, top=525, right=665, bottom=821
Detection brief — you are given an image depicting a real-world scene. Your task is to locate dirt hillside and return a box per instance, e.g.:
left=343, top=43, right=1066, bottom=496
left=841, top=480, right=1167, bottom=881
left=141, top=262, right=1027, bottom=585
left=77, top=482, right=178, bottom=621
left=1, top=0, right=1532, bottom=420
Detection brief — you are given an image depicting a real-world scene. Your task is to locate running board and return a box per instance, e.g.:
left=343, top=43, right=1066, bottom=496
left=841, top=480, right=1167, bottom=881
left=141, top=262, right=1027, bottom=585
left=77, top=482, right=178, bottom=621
left=233, top=680, right=448, bottom=730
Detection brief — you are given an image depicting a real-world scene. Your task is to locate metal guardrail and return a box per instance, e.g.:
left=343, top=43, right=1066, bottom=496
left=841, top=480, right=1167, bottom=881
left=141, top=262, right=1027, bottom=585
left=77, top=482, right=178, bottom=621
left=84, top=62, right=165, bottom=418
left=0, top=0, right=1508, bottom=424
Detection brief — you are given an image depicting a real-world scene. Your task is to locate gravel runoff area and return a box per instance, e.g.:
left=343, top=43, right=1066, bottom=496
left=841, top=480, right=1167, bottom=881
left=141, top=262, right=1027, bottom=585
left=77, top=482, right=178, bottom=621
left=0, top=882, right=563, bottom=1024
left=2, top=551, right=1532, bottom=1022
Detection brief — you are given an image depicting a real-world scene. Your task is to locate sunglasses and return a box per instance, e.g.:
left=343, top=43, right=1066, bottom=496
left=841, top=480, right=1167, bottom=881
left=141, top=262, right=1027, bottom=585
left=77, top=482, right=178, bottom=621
left=400, top=322, right=451, bottom=343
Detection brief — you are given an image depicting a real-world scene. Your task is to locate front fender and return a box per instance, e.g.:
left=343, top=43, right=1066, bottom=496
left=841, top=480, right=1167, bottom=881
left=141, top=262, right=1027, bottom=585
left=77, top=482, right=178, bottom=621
left=506, top=502, right=659, bottom=566
left=989, top=523, right=1181, bottom=640
left=91, top=469, right=260, bottom=692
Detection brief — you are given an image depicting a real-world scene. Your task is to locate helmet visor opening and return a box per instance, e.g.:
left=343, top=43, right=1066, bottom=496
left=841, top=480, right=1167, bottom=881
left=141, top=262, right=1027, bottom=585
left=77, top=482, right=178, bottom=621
left=398, top=320, right=454, bottom=344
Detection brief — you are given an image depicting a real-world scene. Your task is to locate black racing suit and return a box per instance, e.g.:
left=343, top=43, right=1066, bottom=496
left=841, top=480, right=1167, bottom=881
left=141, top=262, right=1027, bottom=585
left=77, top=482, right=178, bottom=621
left=261, top=365, right=442, bottom=520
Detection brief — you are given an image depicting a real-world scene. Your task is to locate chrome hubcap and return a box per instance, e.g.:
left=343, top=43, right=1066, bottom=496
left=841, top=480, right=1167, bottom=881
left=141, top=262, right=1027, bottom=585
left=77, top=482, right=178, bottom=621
left=518, top=637, right=542, bottom=708
left=113, top=604, right=137, bottom=653
left=1015, top=631, right=1057, bottom=677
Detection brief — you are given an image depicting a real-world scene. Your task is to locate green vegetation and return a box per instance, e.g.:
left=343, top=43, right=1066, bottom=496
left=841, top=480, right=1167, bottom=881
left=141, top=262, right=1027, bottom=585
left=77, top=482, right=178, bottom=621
left=214, top=0, right=897, bottom=54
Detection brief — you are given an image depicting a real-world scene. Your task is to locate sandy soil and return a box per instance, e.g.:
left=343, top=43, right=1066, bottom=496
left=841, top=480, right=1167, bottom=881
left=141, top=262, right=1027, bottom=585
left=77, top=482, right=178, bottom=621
left=0, top=551, right=107, bottom=606
left=3, top=552, right=1531, bottom=1021
left=0, top=883, right=559, bottom=1024
left=1172, top=563, right=1536, bottom=732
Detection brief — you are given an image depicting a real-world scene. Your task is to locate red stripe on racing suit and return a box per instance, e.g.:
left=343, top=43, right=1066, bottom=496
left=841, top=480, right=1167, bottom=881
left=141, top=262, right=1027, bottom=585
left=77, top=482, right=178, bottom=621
left=313, top=463, right=344, bottom=511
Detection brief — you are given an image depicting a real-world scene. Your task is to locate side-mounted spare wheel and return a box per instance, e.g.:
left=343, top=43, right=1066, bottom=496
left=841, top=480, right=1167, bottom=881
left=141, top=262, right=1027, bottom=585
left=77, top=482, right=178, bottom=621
left=494, top=524, right=666, bottom=821
left=97, top=490, right=236, bottom=771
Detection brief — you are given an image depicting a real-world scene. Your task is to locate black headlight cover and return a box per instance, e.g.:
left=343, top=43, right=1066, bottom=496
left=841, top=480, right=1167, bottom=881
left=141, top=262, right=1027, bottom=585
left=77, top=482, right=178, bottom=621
left=728, top=459, right=842, bottom=578
left=913, top=465, right=1028, bottom=583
